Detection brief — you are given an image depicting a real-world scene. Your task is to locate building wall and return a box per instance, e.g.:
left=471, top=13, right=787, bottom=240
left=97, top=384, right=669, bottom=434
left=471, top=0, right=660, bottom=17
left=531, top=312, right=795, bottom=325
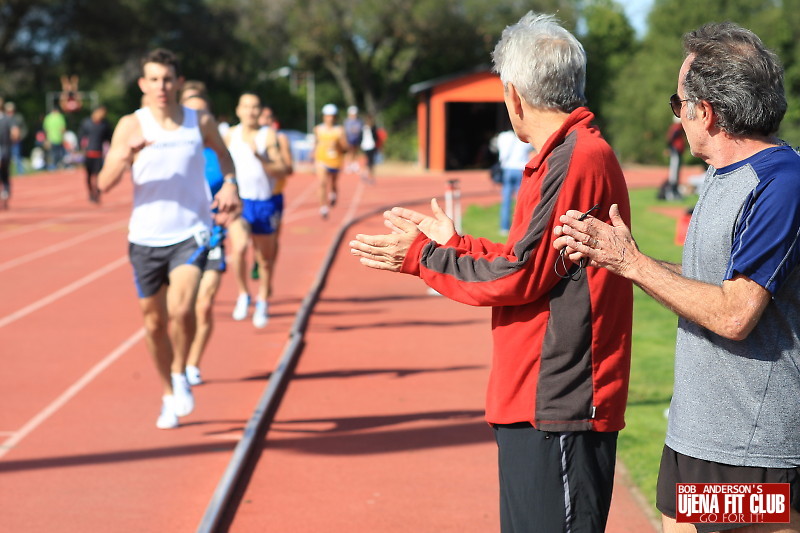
left=416, top=71, right=504, bottom=171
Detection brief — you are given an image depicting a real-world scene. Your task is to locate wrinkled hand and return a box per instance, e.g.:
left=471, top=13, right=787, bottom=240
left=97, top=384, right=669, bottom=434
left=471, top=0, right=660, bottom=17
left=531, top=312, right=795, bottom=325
left=553, top=204, right=639, bottom=277
left=350, top=208, right=422, bottom=272
left=387, top=198, right=456, bottom=245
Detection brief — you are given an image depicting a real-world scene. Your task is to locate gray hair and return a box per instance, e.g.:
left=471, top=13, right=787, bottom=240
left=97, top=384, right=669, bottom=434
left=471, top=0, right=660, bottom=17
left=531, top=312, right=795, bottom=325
left=683, top=22, right=786, bottom=136
left=491, top=12, right=586, bottom=113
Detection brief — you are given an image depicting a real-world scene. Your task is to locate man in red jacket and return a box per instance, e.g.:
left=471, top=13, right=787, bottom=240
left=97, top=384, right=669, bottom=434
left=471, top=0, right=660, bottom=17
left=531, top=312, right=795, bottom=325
left=350, top=11, right=632, bottom=533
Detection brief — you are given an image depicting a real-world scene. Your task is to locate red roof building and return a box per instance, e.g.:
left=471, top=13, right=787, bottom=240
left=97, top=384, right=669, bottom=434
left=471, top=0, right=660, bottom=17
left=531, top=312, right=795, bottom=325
left=410, top=67, right=507, bottom=171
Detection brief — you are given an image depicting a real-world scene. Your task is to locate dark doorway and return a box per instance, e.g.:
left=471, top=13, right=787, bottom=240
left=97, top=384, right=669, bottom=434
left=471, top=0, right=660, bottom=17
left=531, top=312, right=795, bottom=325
left=445, top=102, right=507, bottom=170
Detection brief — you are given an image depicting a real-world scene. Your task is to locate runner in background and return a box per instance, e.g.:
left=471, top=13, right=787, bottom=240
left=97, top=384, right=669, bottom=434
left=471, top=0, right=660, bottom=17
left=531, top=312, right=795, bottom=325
left=179, top=80, right=228, bottom=386
left=225, top=93, right=290, bottom=328
left=343, top=105, right=363, bottom=175
left=78, top=105, right=113, bottom=203
left=252, top=103, right=294, bottom=281
left=312, top=103, right=347, bottom=219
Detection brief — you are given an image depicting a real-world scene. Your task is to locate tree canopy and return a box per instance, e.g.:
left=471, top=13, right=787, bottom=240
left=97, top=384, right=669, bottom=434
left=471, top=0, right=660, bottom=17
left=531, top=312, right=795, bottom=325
left=1, top=0, right=798, bottom=163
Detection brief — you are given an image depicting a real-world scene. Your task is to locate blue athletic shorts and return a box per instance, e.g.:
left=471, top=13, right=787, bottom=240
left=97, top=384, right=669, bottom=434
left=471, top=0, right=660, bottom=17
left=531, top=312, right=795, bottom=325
left=242, top=197, right=282, bottom=235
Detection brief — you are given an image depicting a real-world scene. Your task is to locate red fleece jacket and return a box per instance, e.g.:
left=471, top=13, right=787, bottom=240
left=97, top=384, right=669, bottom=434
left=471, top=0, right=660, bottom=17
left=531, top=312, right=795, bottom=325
left=400, top=108, right=632, bottom=432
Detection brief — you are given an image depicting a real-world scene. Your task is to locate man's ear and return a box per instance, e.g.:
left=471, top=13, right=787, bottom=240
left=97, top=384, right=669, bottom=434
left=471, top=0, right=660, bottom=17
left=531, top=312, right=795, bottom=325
left=697, top=100, right=716, bottom=130
left=507, top=83, right=524, bottom=118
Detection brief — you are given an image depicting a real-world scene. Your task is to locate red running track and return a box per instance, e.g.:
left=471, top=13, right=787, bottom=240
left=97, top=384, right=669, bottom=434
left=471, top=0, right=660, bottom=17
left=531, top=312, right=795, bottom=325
left=0, top=164, right=663, bottom=532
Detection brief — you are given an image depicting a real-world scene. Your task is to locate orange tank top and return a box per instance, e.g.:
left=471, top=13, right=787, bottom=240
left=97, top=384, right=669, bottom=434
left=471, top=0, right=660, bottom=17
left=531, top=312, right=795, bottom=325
left=314, top=125, right=344, bottom=169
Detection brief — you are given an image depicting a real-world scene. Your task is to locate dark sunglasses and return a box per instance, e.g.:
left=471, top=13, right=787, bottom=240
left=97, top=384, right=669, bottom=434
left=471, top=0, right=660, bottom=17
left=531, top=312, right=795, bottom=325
left=669, top=93, right=689, bottom=118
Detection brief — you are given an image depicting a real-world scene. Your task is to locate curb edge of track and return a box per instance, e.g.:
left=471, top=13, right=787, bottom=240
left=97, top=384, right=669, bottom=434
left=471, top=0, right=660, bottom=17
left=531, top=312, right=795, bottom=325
left=195, top=191, right=452, bottom=533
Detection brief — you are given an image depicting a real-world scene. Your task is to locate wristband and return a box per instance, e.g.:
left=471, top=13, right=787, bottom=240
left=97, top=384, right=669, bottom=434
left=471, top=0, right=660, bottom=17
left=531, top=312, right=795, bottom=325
left=224, top=176, right=238, bottom=186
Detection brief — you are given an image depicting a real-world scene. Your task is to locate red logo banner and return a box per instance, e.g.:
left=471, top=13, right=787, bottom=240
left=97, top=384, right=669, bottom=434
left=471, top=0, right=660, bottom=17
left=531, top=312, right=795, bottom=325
left=675, top=483, right=790, bottom=524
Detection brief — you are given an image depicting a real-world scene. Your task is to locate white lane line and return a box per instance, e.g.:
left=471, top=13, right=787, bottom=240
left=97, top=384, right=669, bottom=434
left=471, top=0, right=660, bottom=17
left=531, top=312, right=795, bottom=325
left=0, top=328, right=145, bottom=459
left=343, top=179, right=366, bottom=224
left=0, top=198, right=130, bottom=242
left=281, top=178, right=364, bottom=225
left=0, top=220, right=127, bottom=273
left=0, top=255, right=128, bottom=329
left=285, top=178, right=318, bottom=211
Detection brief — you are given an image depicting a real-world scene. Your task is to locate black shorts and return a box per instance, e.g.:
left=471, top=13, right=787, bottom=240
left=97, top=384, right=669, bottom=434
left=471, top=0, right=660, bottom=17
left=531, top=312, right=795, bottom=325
left=493, top=423, right=617, bottom=532
left=84, top=156, right=104, bottom=175
left=129, top=236, right=207, bottom=298
left=657, top=445, right=800, bottom=533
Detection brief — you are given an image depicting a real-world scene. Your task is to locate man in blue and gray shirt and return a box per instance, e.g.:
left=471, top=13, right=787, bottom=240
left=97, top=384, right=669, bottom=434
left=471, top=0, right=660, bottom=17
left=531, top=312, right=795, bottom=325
left=555, top=22, right=800, bottom=533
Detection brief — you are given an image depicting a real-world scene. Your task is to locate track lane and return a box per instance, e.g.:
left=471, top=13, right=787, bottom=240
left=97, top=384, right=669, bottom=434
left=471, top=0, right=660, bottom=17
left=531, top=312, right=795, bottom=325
left=0, top=168, right=367, bottom=532
left=0, top=165, right=664, bottom=532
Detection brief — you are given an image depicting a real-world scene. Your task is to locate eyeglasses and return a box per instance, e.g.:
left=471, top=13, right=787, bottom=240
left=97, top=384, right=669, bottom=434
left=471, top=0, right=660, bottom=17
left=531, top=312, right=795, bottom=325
left=554, top=203, right=600, bottom=281
left=669, top=93, right=689, bottom=118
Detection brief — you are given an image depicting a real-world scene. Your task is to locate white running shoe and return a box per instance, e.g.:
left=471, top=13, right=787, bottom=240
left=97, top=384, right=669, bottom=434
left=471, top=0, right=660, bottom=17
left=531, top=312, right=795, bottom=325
left=232, top=293, right=250, bottom=320
left=320, top=205, right=329, bottom=219
left=328, top=191, right=337, bottom=206
left=186, top=365, right=203, bottom=386
left=253, top=300, right=269, bottom=329
left=171, top=372, right=194, bottom=417
left=156, top=395, right=179, bottom=429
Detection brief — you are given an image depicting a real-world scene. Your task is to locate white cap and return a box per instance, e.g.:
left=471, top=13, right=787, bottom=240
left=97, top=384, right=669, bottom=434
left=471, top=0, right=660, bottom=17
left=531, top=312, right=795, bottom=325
left=347, top=105, right=359, bottom=115
left=322, top=103, right=338, bottom=116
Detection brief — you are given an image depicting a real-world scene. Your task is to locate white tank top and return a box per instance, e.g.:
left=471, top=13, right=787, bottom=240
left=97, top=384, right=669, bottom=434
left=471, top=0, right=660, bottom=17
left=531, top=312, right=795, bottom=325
left=227, top=125, right=273, bottom=200
left=129, top=107, right=211, bottom=246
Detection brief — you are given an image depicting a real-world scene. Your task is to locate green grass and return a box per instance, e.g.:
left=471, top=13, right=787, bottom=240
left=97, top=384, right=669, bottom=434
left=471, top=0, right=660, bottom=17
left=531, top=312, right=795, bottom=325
left=461, top=188, right=697, bottom=514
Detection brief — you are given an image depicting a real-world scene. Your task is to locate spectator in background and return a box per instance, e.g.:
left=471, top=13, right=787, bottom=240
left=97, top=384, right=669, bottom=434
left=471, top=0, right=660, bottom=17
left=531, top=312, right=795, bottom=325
left=495, top=128, right=533, bottom=235
left=4, top=102, right=26, bottom=175
left=359, top=114, right=379, bottom=184
left=661, top=116, right=686, bottom=200
left=78, top=105, right=113, bottom=203
left=351, top=12, right=632, bottom=531
left=43, top=106, right=66, bottom=170
left=0, top=101, right=20, bottom=208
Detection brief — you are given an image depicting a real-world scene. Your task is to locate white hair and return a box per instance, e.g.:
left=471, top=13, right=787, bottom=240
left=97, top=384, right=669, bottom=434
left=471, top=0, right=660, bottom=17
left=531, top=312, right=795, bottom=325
left=492, top=12, right=587, bottom=112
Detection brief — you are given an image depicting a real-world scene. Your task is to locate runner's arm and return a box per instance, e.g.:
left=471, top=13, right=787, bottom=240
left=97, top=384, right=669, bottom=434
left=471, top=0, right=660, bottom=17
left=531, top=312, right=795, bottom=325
left=256, top=128, right=289, bottom=179
left=199, top=110, right=240, bottom=215
left=97, top=115, right=145, bottom=193
left=278, top=132, right=293, bottom=175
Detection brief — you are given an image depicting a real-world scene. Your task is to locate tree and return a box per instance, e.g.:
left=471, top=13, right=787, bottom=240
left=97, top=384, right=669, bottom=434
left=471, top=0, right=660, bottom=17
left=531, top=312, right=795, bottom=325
left=580, top=0, right=637, bottom=134
left=603, top=0, right=795, bottom=164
